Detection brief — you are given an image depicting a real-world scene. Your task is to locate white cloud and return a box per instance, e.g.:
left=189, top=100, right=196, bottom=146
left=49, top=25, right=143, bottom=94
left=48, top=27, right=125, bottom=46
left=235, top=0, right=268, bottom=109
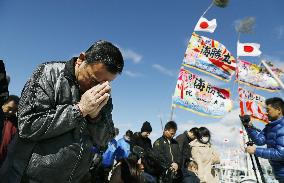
left=152, top=64, right=176, bottom=77
left=124, top=70, right=142, bottom=77
left=274, top=25, right=284, bottom=39
left=120, top=48, right=142, bottom=64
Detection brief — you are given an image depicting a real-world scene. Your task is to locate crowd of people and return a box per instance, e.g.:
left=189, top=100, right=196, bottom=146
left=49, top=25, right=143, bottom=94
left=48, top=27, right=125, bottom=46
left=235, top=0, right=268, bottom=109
left=0, top=41, right=284, bottom=183
left=64, top=120, right=220, bottom=183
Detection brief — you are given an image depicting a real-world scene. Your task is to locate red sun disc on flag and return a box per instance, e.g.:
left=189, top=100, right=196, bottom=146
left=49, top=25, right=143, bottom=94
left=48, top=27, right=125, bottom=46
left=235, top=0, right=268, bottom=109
left=243, top=46, right=254, bottom=53
left=199, top=21, right=209, bottom=29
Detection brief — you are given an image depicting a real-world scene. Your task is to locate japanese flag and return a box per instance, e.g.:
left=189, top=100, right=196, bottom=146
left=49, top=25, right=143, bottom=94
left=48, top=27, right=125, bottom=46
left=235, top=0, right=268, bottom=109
left=194, top=17, right=217, bottom=33
left=237, top=42, right=262, bottom=57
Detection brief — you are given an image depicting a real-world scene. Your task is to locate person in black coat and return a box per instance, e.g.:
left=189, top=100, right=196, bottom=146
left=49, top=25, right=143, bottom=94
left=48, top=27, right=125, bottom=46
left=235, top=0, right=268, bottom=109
left=132, top=121, right=153, bottom=151
left=153, top=121, right=182, bottom=183
left=175, top=127, right=199, bottom=168
left=0, top=41, right=124, bottom=183
left=182, top=160, right=200, bottom=183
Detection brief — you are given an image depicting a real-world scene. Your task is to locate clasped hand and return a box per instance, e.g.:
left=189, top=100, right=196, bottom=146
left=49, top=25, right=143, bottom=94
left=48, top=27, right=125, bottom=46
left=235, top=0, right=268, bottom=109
left=77, top=81, right=111, bottom=119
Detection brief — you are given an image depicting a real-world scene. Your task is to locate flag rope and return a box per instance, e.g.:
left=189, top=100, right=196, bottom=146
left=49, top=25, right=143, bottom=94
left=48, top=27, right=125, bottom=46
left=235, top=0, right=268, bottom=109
left=201, top=1, right=214, bottom=17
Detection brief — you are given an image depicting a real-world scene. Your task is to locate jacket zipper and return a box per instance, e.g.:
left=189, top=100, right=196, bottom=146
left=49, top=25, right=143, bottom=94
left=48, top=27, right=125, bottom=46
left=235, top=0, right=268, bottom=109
left=168, top=139, right=174, bottom=163
left=68, top=121, right=87, bottom=182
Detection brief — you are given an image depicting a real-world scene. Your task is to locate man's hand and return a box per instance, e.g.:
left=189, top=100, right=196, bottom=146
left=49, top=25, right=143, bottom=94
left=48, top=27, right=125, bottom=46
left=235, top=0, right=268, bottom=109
left=246, top=144, right=256, bottom=154
left=170, top=162, right=178, bottom=172
left=77, top=81, right=111, bottom=117
left=88, top=94, right=109, bottom=119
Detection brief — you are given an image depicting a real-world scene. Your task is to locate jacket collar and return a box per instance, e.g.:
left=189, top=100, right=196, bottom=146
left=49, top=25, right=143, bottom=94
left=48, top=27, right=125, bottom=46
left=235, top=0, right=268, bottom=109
left=267, top=116, right=284, bottom=127
left=162, top=135, right=174, bottom=144
left=63, top=57, right=82, bottom=94
left=63, top=57, right=77, bottom=83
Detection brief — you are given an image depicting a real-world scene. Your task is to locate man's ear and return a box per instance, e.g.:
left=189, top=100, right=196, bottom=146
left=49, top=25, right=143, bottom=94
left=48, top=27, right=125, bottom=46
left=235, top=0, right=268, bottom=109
left=76, top=52, right=85, bottom=65
left=79, top=52, right=85, bottom=61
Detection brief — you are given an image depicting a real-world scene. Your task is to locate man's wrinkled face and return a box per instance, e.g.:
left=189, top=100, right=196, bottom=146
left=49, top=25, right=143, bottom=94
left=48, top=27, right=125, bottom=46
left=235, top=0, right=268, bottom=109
left=164, top=128, right=176, bottom=140
left=141, top=132, right=150, bottom=138
left=266, top=104, right=282, bottom=121
left=76, top=61, right=117, bottom=92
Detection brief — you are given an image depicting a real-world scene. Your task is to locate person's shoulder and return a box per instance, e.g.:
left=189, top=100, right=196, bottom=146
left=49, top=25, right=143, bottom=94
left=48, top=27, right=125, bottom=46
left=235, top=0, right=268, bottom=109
left=279, top=117, right=284, bottom=126
left=39, top=61, right=66, bottom=69
left=175, top=133, right=184, bottom=139
left=133, top=132, right=140, bottom=137
left=35, top=61, right=66, bottom=77
left=153, top=136, right=163, bottom=145
left=189, top=139, right=200, bottom=146
left=43, top=61, right=66, bottom=71
left=171, top=138, right=180, bottom=146
left=117, top=138, right=125, bottom=144
left=146, top=137, right=152, bottom=142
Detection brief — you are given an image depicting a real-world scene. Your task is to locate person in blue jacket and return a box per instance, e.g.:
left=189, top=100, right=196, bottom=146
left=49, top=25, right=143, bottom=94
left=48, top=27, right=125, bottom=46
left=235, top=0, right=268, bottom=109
left=244, top=97, right=284, bottom=182
left=102, top=128, right=119, bottom=168
left=116, top=130, right=133, bottom=161
left=96, top=128, right=119, bottom=182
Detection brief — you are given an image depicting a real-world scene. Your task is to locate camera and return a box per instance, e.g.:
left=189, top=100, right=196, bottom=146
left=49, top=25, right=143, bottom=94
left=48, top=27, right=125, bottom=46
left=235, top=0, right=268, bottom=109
left=239, top=114, right=251, bottom=128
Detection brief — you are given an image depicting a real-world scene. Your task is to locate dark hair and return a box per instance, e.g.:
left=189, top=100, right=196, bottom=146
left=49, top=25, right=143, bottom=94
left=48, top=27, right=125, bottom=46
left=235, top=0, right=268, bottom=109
left=189, top=127, right=199, bottom=137
left=197, top=127, right=211, bottom=143
left=164, top=121, right=177, bottom=131
left=141, top=151, right=164, bottom=177
left=266, top=97, right=284, bottom=114
left=115, top=128, right=120, bottom=136
left=126, top=130, right=134, bottom=137
left=110, top=158, right=144, bottom=183
left=5, top=95, right=20, bottom=105
left=185, top=160, right=198, bottom=170
left=84, top=40, right=124, bottom=74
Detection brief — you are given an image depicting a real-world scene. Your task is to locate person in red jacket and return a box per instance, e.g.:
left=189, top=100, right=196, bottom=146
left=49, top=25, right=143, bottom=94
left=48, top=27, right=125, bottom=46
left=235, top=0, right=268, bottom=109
left=0, top=95, right=19, bottom=165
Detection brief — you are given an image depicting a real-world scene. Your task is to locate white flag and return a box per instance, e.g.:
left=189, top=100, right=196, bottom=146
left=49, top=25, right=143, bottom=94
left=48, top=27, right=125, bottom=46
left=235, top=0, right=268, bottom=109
left=194, top=17, right=217, bottom=33
left=237, top=42, right=262, bottom=57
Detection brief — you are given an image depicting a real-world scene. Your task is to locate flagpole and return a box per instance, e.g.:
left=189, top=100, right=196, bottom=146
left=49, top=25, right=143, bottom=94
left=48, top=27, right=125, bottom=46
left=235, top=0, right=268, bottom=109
left=201, top=1, right=214, bottom=17
left=170, top=103, right=175, bottom=121
left=261, top=60, right=284, bottom=90
left=236, top=32, right=251, bottom=176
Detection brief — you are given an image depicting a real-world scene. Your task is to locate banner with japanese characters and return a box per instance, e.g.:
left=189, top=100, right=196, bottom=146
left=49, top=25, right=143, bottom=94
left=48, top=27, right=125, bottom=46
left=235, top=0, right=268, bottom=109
left=237, top=60, right=283, bottom=92
left=238, top=87, right=268, bottom=123
left=173, top=68, right=232, bottom=117
left=183, top=32, right=236, bottom=81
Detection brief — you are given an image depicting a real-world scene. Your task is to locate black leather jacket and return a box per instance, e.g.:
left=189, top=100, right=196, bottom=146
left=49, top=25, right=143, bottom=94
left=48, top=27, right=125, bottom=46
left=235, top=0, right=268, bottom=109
left=18, top=58, right=115, bottom=183
left=153, top=136, right=182, bottom=170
